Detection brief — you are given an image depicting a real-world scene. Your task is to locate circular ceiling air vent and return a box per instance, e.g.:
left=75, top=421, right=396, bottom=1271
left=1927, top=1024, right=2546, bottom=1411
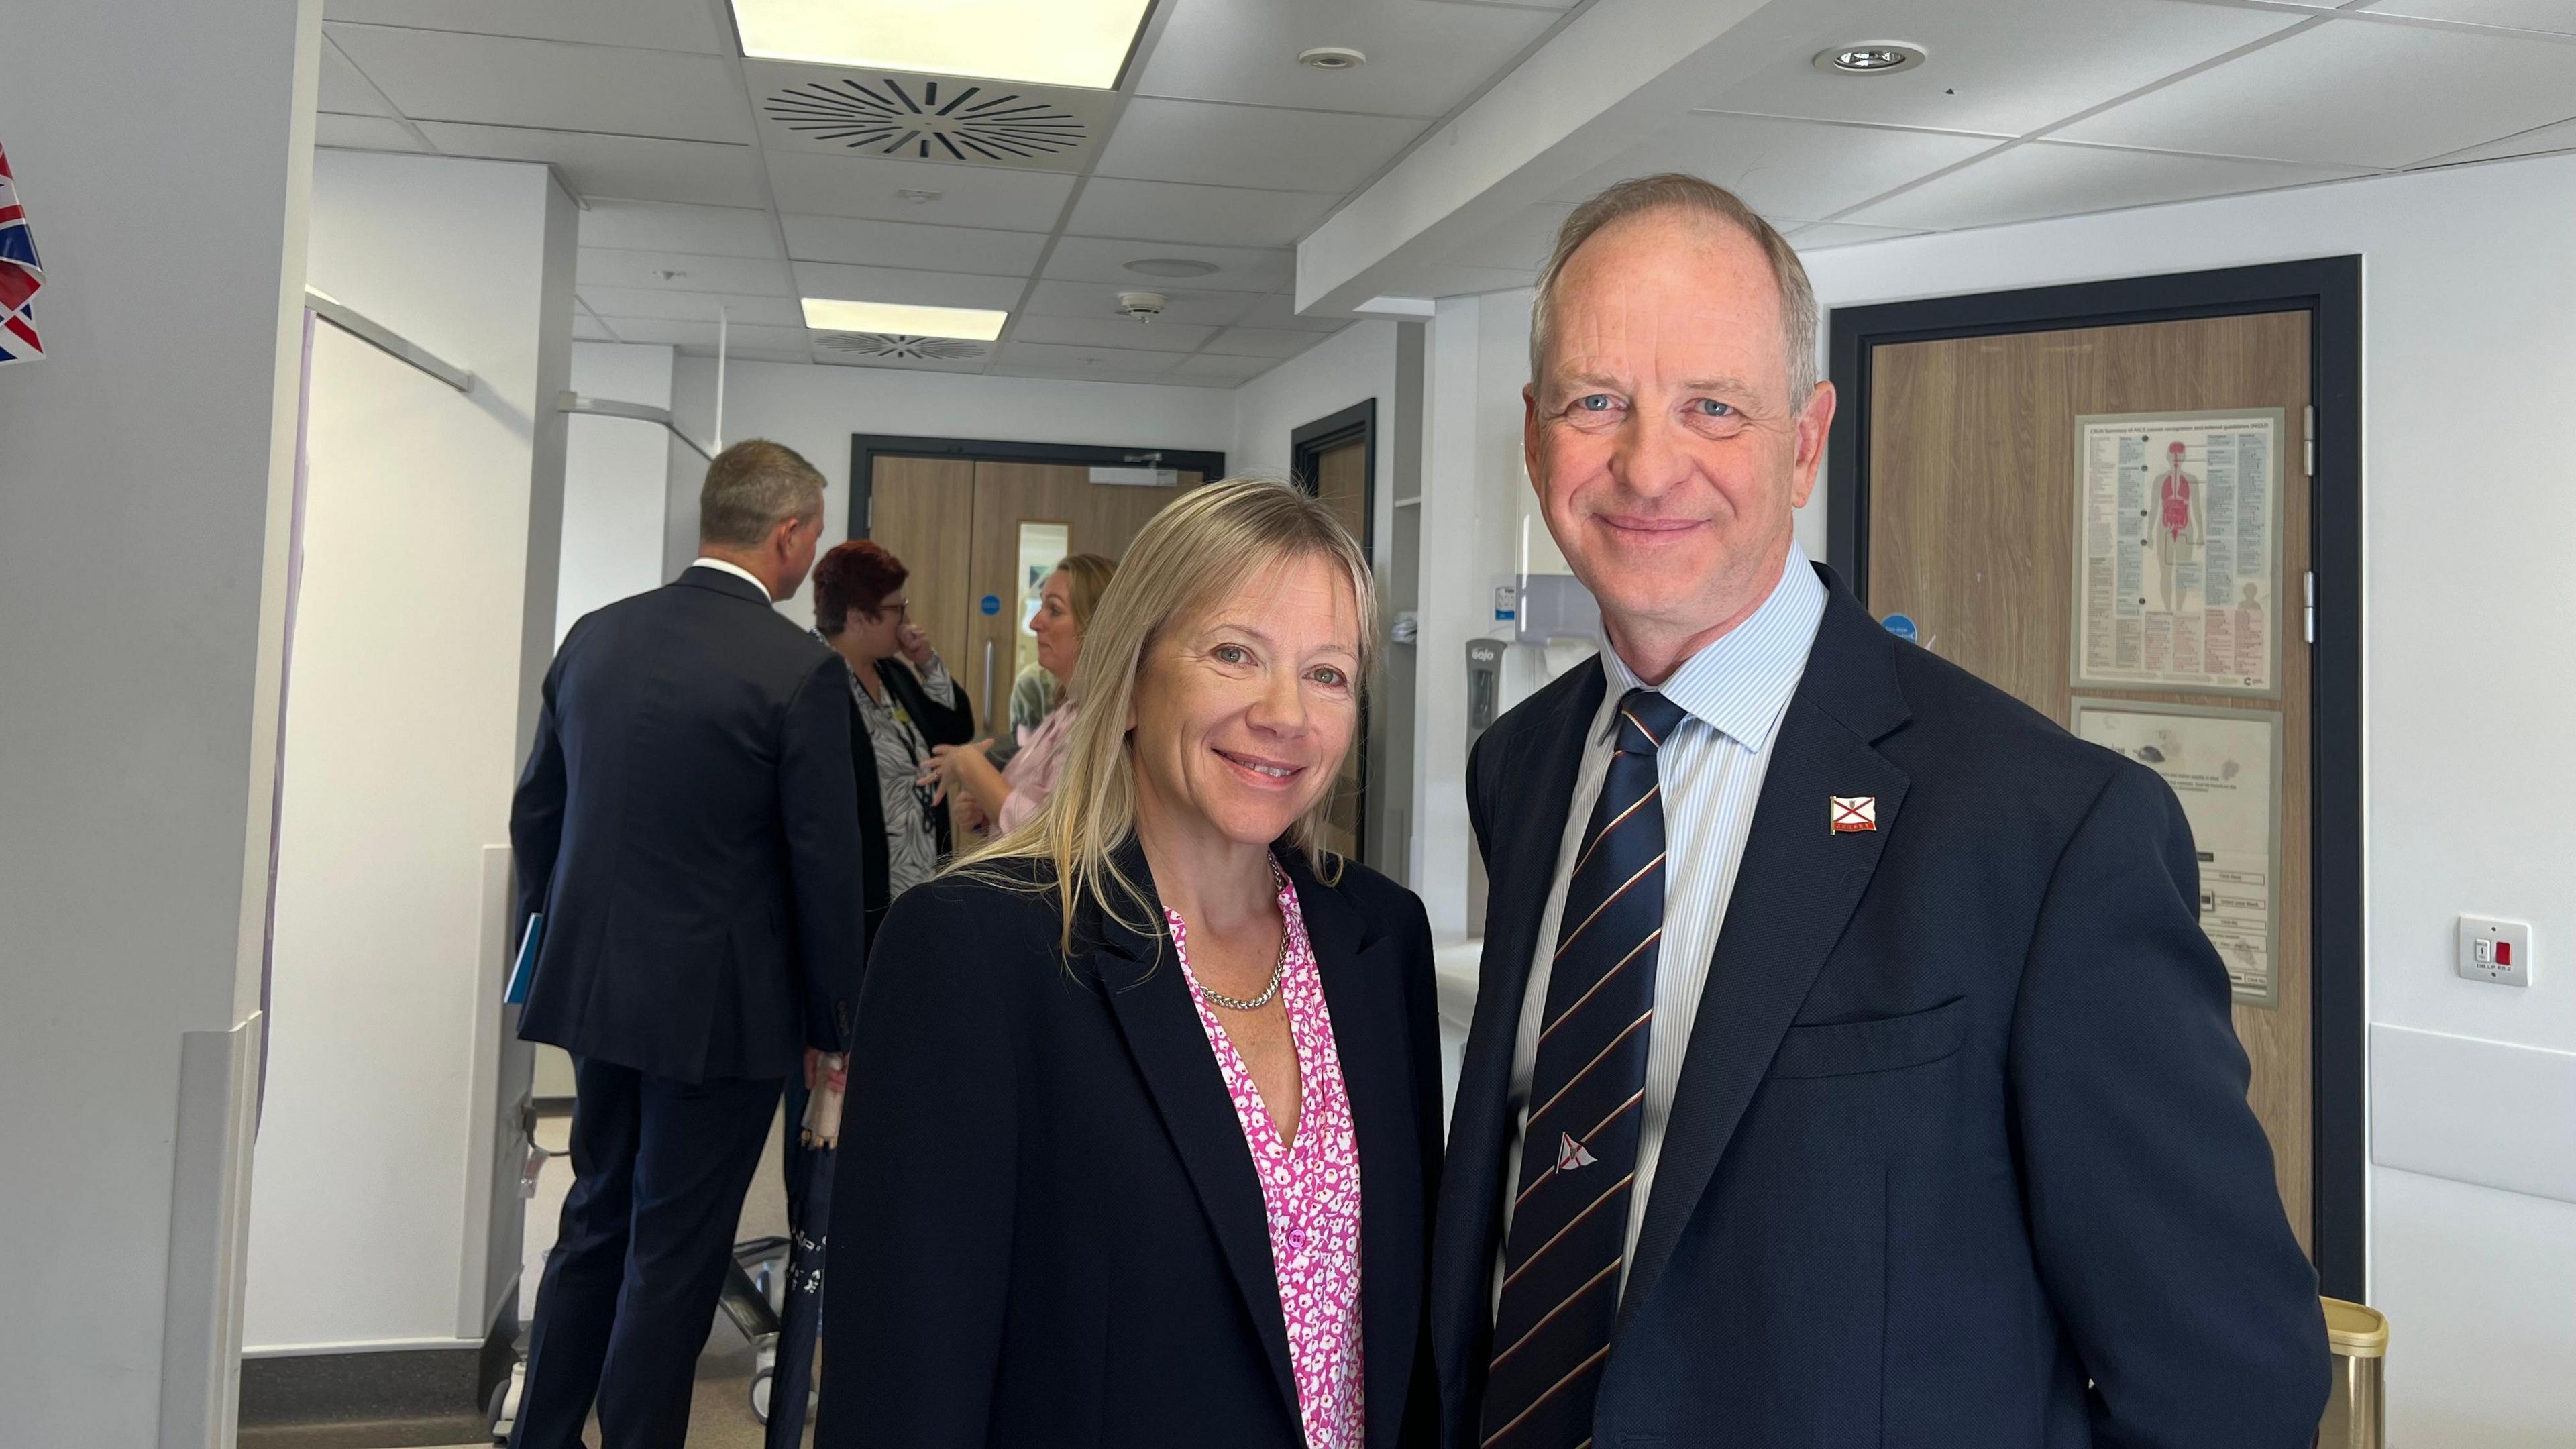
left=762, top=77, right=1086, bottom=162
left=814, top=331, right=988, bottom=362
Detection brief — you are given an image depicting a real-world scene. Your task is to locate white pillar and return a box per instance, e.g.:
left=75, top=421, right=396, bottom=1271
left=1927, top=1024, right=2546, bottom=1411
left=0, top=5, right=322, bottom=1446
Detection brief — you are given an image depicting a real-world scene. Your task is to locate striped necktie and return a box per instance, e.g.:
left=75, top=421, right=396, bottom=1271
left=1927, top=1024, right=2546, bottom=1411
left=1481, top=688, right=1686, bottom=1449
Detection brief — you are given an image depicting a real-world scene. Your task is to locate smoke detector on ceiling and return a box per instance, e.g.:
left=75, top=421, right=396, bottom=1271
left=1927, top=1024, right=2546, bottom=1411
left=1298, top=46, right=1366, bottom=71
left=1116, top=291, right=1167, bottom=323
left=1813, top=42, right=1925, bottom=75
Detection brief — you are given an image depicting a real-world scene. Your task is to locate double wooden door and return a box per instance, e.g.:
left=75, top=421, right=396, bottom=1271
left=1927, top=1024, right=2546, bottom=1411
left=867, top=456, right=1203, bottom=735
left=1860, top=311, right=2318, bottom=1252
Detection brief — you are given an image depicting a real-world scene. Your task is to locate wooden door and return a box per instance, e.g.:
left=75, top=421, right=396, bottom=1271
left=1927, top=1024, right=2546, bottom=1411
left=1312, top=439, right=1371, bottom=859
left=1863, top=312, right=2316, bottom=1251
left=865, top=455, right=976, bottom=682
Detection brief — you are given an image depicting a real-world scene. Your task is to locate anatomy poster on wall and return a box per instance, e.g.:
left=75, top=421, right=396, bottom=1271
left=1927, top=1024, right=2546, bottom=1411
left=2071, top=698, right=2282, bottom=1007
left=2070, top=408, right=2283, bottom=696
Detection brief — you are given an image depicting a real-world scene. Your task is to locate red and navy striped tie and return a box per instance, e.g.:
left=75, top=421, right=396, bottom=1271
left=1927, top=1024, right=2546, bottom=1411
left=1482, top=688, right=1686, bottom=1448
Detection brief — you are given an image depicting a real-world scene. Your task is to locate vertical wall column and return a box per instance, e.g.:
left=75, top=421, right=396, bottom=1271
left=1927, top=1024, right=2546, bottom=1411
left=0, top=5, right=322, bottom=1447
left=238, top=150, right=575, bottom=1432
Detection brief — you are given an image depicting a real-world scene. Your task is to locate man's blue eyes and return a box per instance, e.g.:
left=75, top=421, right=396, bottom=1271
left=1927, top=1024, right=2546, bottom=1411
left=1578, top=394, right=1614, bottom=411
left=1693, top=399, right=1735, bottom=417
left=1572, top=395, right=1734, bottom=416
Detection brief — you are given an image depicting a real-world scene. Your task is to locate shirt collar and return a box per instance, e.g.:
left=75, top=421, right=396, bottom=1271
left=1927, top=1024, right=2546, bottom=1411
left=1599, top=543, right=1825, bottom=751
left=690, top=555, right=773, bottom=601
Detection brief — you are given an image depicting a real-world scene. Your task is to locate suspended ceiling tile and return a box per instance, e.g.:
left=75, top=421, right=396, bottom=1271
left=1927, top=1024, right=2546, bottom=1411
left=319, top=0, right=730, bottom=53
left=1226, top=292, right=1346, bottom=332
left=579, top=200, right=782, bottom=258
left=779, top=214, right=1048, bottom=276
left=325, top=25, right=755, bottom=144
left=1547, top=111, right=2006, bottom=222
left=1041, top=236, right=1295, bottom=293
left=319, top=38, right=396, bottom=116
left=1009, top=314, right=1217, bottom=353
left=1136, top=0, right=1560, bottom=119
left=993, top=339, right=1183, bottom=373
left=1704, top=0, right=2304, bottom=138
left=788, top=260, right=1026, bottom=310
left=1199, top=325, right=1338, bottom=358
left=577, top=248, right=794, bottom=295
left=761, top=152, right=1076, bottom=231
left=2412, top=114, right=2576, bottom=168
left=1095, top=97, right=1426, bottom=193
left=577, top=287, right=804, bottom=327
left=2364, top=0, right=2576, bottom=35
left=597, top=318, right=815, bottom=352
left=1786, top=220, right=1929, bottom=249
left=1021, top=280, right=1258, bottom=327
left=412, top=123, right=771, bottom=207
left=1841, top=140, right=2365, bottom=231
left=1064, top=178, right=1344, bottom=249
left=2055, top=17, right=2576, bottom=168
left=1165, top=351, right=1282, bottom=381
left=315, top=113, right=431, bottom=153
left=572, top=314, right=619, bottom=341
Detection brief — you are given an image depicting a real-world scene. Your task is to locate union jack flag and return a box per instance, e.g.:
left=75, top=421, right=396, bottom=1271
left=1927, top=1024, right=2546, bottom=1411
left=0, top=143, right=46, bottom=365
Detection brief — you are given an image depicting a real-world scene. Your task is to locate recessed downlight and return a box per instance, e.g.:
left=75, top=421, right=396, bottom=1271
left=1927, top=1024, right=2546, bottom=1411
left=801, top=297, right=1009, bottom=341
left=1298, top=45, right=1367, bottom=71
left=1124, top=257, right=1220, bottom=278
left=731, top=0, right=1156, bottom=91
left=1813, top=42, right=1925, bottom=76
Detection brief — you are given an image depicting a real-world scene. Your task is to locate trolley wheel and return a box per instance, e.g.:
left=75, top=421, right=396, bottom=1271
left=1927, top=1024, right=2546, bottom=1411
left=749, top=1367, right=772, bottom=1424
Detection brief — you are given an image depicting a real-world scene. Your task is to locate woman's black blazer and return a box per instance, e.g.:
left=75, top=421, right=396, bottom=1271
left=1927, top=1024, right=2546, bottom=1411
left=817, top=841, right=1444, bottom=1449
left=845, top=657, right=975, bottom=945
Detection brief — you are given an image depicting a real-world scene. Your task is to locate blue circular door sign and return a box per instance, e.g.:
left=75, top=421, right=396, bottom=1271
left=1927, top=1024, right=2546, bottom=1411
left=1881, top=613, right=1919, bottom=643
left=979, top=594, right=1002, bottom=616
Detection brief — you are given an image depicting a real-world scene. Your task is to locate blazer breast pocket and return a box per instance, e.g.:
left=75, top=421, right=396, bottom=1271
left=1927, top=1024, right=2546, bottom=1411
left=1769, top=997, right=1969, bottom=1080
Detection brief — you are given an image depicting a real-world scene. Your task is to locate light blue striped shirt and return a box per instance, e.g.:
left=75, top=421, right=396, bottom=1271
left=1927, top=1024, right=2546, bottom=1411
left=1499, top=545, right=1827, bottom=1295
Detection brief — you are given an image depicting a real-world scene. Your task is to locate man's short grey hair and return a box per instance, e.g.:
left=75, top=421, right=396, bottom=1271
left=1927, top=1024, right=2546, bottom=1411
left=698, top=439, right=826, bottom=548
left=1529, top=172, right=1820, bottom=402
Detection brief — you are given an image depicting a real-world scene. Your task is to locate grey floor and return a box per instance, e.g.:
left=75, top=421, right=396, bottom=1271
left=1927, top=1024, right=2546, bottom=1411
left=396, top=1102, right=809, bottom=1449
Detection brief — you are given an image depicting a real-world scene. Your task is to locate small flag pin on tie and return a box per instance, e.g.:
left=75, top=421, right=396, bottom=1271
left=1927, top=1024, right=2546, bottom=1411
left=1831, top=796, right=1877, bottom=833
left=1556, top=1131, right=1597, bottom=1173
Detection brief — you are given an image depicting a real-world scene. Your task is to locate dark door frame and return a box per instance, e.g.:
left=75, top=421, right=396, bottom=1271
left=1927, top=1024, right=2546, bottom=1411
left=1289, top=400, right=1379, bottom=866
left=848, top=433, right=1229, bottom=541
left=1823, top=256, right=2365, bottom=1301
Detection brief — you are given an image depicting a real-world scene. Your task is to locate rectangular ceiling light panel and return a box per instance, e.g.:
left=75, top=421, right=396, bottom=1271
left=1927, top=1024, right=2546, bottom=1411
left=732, top=0, right=1156, bottom=91
left=800, top=297, right=1010, bottom=341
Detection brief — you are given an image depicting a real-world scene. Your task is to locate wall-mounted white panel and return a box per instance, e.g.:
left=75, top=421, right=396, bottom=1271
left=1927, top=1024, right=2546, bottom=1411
left=2371, top=1168, right=2576, bottom=1447
left=2372, top=1026, right=2576, bottom=1205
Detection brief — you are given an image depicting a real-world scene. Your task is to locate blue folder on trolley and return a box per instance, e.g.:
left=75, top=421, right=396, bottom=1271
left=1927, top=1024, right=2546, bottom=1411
left=504, top=915, right=543, bottom=1006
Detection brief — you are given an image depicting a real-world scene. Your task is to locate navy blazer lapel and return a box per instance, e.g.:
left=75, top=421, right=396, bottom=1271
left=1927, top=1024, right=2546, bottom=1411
left=1432, top=659, right=1604, bottom=1391
left=1617, top=584, right=1913, bottom=1337
left=1287, top=852, right=1423, bottom=1449
left=1089, top=847, right=1303, bottom=1428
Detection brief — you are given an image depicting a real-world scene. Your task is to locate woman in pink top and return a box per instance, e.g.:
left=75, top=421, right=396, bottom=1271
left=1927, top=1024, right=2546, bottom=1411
left=920, top=553, right=1117, bottom=838
left=823, top=480, right=1444, bottom=1449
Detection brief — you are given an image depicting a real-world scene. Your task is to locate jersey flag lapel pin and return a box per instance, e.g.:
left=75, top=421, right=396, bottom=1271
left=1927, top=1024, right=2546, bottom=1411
left=1831, top=796, right=1877, bottom=833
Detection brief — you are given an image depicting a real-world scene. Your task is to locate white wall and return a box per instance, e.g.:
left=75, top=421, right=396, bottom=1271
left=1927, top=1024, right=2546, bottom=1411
left=1792, top=154, right=2576, bottom=1446
left=559, top=341, right=677, bottom=640
left=1230, top=319, right=1398, bottom=502
left=665, top=357, right=1236, bottom=621
left=243, top=149, right=576, bottom=1356
left=0, top=5, right=318, bottom=1445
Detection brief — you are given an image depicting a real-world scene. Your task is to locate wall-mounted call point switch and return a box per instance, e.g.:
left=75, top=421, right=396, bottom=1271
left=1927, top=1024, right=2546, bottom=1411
left=2457, top=915, right=2532, bottom=987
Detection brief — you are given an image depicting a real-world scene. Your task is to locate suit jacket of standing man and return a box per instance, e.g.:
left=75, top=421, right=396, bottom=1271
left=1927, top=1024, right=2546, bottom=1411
left=1432, top=175, right=2326, bottom=1449
left=512, top=565, right=867, bottom=1082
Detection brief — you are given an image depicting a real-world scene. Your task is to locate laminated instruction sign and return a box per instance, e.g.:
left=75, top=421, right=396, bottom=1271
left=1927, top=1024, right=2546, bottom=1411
left=2070, top=409, right=2284, bottom=697
left=2071, top=698, right=2282, bottom=1008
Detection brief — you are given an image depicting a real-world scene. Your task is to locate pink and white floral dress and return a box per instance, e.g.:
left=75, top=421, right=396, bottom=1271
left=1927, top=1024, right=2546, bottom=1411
left=1167, top=865, right=1366, bottom=1449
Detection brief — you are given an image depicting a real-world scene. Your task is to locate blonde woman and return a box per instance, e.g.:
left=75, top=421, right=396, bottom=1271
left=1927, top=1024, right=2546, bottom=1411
left=920, top=551, right=1117, bottom=835
left=820, top=480, right=1441, bottom=1449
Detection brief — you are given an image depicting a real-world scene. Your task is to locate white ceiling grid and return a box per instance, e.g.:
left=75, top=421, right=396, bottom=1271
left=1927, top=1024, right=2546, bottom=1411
left=1424, top=0, right=2576, bottom=280
left=313, top=0, right=1595, bottom=384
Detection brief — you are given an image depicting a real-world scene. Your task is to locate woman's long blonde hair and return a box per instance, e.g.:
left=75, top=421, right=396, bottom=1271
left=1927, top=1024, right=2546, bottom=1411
left=956, top=475, right=1378, bottom=955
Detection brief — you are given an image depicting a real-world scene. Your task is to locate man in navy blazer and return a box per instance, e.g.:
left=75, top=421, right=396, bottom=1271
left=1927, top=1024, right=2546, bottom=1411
left=508, top=439, right=865, bottom=1449
left=1433, top=175, right=2328, bottom=1448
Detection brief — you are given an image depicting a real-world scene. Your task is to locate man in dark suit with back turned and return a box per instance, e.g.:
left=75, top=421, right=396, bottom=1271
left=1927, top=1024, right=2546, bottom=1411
left=1434, top=174, right=2328, bottom=1449
left=508, top=439, right=865, bottom=1448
